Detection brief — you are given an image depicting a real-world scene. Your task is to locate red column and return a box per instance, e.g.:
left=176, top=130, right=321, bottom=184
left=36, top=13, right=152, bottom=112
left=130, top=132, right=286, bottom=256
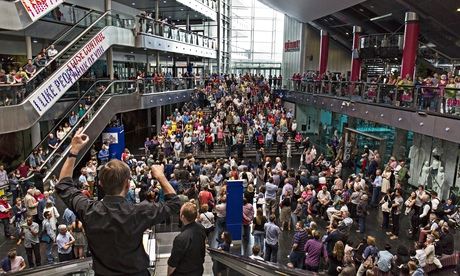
left=319, top=30, right=329, bottom=76
left=350, top=26, right=362, bottom=82
left=401, top=12, right=419, bottom=79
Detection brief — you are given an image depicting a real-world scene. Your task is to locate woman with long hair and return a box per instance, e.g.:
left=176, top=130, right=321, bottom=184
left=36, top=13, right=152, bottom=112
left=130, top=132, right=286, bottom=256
left=328, top=240, right=344, bottom=276
left=252, top=208, right=267, bottom=254
left=70, top=217, right=87, bottom=259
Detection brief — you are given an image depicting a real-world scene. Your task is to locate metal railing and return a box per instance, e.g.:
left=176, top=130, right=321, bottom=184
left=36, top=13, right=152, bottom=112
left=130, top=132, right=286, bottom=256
left=287, top=79, right=460, bottom=117
left=359, top=33, right=404, bottom=49
left=138, top=17, right=216, bottom=50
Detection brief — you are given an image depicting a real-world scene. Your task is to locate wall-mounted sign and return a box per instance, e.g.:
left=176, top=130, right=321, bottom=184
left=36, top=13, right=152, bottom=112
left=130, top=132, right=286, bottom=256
left=20, top=0, right=64, bottom=21
left=284, top=40, right=300, bottom=52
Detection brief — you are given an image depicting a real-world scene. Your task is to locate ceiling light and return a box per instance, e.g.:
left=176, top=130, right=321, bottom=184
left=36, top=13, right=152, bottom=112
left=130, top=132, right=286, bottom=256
left=131, top=2, right=135, bottom=5
left=130, top=51, right=134, bottom=54
left=457, top=8, right=460, bottom=12
left=180, top=8, right=184, bottom=11
left=345, top=32, right=349, bottom=35
left=359, top=8, right=364, bottom=12
left=33, top=40, right=38, bottom=43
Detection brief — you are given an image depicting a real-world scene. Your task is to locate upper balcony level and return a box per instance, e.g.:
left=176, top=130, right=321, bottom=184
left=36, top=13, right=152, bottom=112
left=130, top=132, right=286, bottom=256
left=174, top=0, right=217, bottom=21
left=285, top=79, right=460, bottom=144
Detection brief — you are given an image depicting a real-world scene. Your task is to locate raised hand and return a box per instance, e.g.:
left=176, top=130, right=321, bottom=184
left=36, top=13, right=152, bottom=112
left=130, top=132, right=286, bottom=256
left=150, top=164, right=165, bottom=179
left=70, top=128, right=89, bottom=155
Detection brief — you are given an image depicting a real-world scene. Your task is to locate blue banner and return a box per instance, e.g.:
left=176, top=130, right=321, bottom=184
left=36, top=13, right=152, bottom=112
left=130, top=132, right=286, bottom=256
left=226, top=180, right=243, bottom=241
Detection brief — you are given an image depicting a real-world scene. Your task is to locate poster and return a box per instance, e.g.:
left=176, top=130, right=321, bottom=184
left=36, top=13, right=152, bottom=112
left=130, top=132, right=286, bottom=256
left=20, top=0, right=64, bottom=21
left=102, top=132, right=118, bottom=145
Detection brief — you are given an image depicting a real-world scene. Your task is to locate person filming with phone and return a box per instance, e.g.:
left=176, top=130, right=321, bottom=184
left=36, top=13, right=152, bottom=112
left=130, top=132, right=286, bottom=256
left=56, top=128, right=180, bottom=275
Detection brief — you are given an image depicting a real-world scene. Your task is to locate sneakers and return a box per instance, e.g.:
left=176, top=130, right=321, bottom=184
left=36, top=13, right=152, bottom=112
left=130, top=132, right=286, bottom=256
left=390, top=235, right=398, bottom=240
left=386, top=232, right=392, bottom=235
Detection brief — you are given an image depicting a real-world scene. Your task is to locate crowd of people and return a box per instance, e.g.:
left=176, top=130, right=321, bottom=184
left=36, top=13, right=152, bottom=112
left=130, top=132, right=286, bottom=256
left=0, top=44, right=58, bottom=105
left=0, top=71, right=459, bottom=275
left=82, top=73, right=458, bottom=275
left=291, top=70, right=460, bottom=114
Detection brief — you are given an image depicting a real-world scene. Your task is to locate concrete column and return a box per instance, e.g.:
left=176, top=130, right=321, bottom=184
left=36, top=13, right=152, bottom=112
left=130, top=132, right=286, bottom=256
left=350, top=26, right=362, bottom=82
left=318, top=30, right=329, bottom=77
left=31, top=122, right=41, bottom=148
left=105, top=0, right=114, bottom=79
left=106, top=48, right=114, bottom=79
left=25, top=36, right=33, bottom=59
left=392, top=128, right=408, bottom=160
left=186, top=12, right=190, bottom=31
left=146, top=53, right=150, bottom=74
left=155, top=106, right=162, bottom=134
left=156, top=52, right=160, bottom=73
left=147, top=108, right=152, bottom=136
left=401, top=12, right=419, bottom=80
left=155, top=0, right=159, bottom=20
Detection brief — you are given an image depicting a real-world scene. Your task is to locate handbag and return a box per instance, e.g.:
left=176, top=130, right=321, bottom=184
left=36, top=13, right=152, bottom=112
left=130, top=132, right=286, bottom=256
left=40, top=231, right=51, bottom=243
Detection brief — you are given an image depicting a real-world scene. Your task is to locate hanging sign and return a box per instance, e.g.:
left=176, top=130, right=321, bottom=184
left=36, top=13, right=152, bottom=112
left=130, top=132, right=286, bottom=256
left=20, top=0, right=64, bottom=21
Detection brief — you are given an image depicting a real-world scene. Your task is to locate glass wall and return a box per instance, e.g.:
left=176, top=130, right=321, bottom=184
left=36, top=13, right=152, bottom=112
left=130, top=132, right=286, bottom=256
left=231, top=0, right=284, bottom=69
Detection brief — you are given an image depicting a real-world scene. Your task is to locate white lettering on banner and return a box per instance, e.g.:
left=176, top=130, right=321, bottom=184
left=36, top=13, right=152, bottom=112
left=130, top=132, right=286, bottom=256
left=20, top=0, right=64, bottom=21
left=29, top=32, right=108, bottom=115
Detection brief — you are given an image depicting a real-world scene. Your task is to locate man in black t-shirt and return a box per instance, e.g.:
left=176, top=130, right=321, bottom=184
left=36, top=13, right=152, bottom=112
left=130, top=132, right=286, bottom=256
left=168, top=202, right=206, bottom=276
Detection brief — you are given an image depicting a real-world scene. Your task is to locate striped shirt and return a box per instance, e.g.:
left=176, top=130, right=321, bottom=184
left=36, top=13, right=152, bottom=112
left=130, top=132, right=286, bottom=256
left=292, top=230, right=308, bottom=252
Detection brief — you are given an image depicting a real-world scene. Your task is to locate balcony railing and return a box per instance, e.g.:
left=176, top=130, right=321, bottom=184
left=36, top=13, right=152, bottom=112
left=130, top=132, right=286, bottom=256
left=288, top=79, right=460, bottom=117
left=137, top=17, right=216, bottom=50
left=359, top=33, right=404, bottom=49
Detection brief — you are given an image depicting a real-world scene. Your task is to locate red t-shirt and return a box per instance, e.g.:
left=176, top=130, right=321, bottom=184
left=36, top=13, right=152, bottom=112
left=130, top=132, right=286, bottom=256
left=198, top=191, right=213, bottom=206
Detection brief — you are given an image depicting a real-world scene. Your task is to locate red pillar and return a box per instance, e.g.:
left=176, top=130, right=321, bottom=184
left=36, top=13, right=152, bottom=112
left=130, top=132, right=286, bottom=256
left=401, top=12, right=419, bottom=79
left=319, top=30, right=329, bottom=76
left=350, top=26, right=362, bottom=82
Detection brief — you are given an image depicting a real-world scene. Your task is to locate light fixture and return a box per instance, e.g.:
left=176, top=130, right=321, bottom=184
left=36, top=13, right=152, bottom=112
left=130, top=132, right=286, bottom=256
left=180, top=8, right=184, bottom=11
left=131, top=2, right=135, bottom=5
left=457, top=8, right=460, bottom=12
left=370, top=13, right=392, bottom=22
left=33, top=40, right=38, bottom=43
left=345, top=32, right=349, bottom=35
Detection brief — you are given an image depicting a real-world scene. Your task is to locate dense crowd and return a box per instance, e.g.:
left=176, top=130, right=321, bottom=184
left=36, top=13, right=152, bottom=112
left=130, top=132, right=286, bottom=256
left=0, top=72, right=458, bottom=275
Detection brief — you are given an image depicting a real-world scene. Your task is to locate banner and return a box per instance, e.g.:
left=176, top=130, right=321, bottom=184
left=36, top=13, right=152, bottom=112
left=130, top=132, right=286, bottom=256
left=102, top=126, right=125, bottom=160
left=20, top=0, right=64, bottom=21
left=29, top=31, right=109, bottom=115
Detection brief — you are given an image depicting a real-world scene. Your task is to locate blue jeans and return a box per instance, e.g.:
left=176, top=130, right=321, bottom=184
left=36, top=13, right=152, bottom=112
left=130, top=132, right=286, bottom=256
left=242, top=224, right=250, bottom=241
left=371, top=188, right=380, bottom=206
left=216, top=216, right=226, bottom=240
left=45, top=242, right=54, bottom=264
left=358, top=216, right=366, bottom=233
left=264, top=242, right=278, bottom=263
left=253, top=231, right=265, bottom=253
left=289, top=251, right=305, bottom=269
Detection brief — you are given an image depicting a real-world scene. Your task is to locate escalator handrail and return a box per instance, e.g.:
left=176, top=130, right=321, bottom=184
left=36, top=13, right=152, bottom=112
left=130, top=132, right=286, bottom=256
left=24, top=79, right=112, bottom=175
left=21, top=10, right=108, bottom=90
left=207, top=248, right=308, bottom=276
left=39, top=80, right=139, bottom=177
left=7, top=257, right=92, bottom=276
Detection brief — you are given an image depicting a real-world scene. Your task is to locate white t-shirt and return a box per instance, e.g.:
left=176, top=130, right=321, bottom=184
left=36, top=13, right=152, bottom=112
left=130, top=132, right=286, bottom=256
left=199, top=212, right=214, bottom=229
left=10, top=256, right=24, bottom=272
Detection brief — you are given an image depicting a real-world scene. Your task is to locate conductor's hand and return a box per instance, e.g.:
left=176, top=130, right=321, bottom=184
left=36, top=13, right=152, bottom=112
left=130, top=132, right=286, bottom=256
left=151, top=164, right=165, bottom=179
left=70, top=128, right=89, bottom=155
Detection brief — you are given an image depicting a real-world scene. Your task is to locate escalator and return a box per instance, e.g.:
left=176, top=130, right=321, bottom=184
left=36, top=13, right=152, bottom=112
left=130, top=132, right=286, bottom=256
left=207, top=248, right=307, bottom=276
left=0, top=10, right=136, bottom=134
left=34, top=80, right=192, bottom=181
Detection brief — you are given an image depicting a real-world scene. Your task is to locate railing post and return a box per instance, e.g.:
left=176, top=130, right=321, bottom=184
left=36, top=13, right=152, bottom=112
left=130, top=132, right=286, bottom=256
left=376, top=84, right=381, bottom=103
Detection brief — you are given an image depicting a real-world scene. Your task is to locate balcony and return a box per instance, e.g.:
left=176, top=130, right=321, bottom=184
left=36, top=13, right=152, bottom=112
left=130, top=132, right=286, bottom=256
left=285, top=80, right=460, bottom=143
left=136, top=17, right=217, bottom=59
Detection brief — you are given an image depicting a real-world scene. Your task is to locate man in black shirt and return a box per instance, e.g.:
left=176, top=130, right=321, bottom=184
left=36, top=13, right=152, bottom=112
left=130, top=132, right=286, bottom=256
left=56, top=128, right=180, bottom=275
left=168, top=202, right=206, bottom=275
